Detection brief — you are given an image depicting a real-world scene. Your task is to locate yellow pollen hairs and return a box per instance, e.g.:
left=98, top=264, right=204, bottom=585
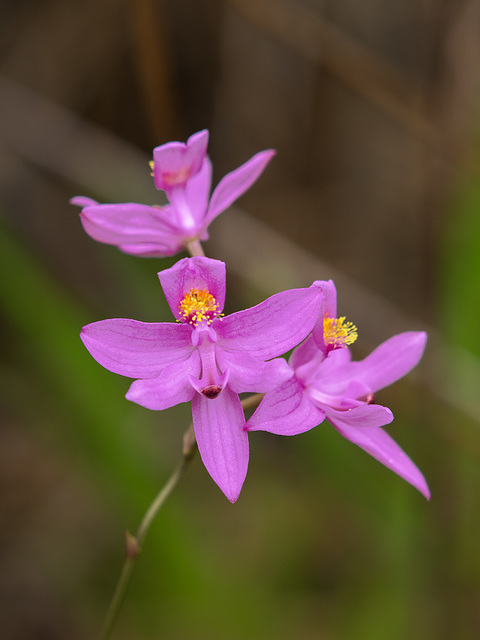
left=323, top=315, right=358, bottom=347
left=179, top=288, right=221, bottom=326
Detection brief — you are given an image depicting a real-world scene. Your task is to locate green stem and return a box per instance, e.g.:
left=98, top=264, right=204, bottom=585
left=186, top=239, right=205, bottom=257
left=98, top=393, right=262, bottom=640
left=241, top=393, right=263, bottom=412
left=99, top=426, right=197, bottom=640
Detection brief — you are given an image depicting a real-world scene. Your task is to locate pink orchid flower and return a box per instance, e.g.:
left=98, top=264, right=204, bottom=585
left=247, top=280, right=430, bottom=499
left=80, top=257, right=323, bottom=502
left=71, top=130, right=275, bottom=257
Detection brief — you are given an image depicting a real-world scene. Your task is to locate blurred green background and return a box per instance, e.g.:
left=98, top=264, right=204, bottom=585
left=1, top=1, right=480, bottom=638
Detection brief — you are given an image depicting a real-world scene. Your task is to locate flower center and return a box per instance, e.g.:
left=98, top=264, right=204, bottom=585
left=323, top=315, right=358, bottom=347
left=179, top=288, right=221, bottom=326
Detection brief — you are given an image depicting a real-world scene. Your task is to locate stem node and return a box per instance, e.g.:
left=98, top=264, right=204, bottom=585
left=125, top=531, right=141, bottom=559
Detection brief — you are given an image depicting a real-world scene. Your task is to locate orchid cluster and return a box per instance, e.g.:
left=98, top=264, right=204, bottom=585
left=73, top=130, right=430, bottom=504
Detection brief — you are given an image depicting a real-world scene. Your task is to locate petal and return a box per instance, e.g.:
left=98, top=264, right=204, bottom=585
left=182, top=157, right=212, bottom=221
left=192, top=387, right=248, bottom=503
left=247, top=377, right=325, bottom=435
left=205, top=150, right=276, bottom=224
left=79, top=202, right=181, bottom=244
left=216, top=286, right=323, bottom=360
left=70, top=196, right=98, bottom=207
left=324, top=404, right=394, bottom=428
left=317, top=279, right=337, bottom=318
left=307, top=347, right=353, bottom=396
left=350, top=332, right=427, bottom=392
left=311, top=279, right=338, bottom=351
left=153, top=130, right=209, bottom=192
left=289, top=334, right=321, bottom=370
left=80, top=319, right=193, bottom=378
left=329, top=419, right=431, bottom=499
left=125, top=352, right=200, bottom=409
left=216, top=350, right=293, bottom=393
left=166, top=158, right=212, bottom=232
left=192, top=331, right=227, bottom=391
left=158, top=256, right=226, bottom=319
left=118, top=241, right=185, bottom=258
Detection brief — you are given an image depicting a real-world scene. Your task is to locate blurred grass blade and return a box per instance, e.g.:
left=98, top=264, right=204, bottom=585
left=0, top=218, right=161, bottom=504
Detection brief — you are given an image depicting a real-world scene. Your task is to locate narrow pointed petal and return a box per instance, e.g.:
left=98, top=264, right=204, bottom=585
left=80, top=319, right=193, bottom=378
left=351, top=332, right=427, bottom=392
left=70, top=196, right=98, bottom=207
left=205, top=150, right=276, bottom=224
left=216, top=287, right=323, bottom=360
left=324, top=404, right=394, bottom=428
left=153, top=130, right=209, bottom=191
left=247, top=377, right=325, bottom=435
left=192, top=387, right=248, bottom=503
left=329, top=419, right=431, bottom=499
left=216, top=350, right=292, bottom=393
left=159, top=256, right=226, bottom=319
left=79, top=203, right=181, bottom=244
left=125, top=352, right=200, bottom=409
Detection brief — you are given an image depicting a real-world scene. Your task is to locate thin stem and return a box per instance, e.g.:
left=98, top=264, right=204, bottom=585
left=186, top=238, right=205, bottom=257
left=99, top=427, right=197, bottom=640
left=241, top=393, right=263, bottom=412
left=98, top=396, right=260, bottom=640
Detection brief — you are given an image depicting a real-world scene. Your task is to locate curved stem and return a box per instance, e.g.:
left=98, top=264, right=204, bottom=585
left=99, top=426, right=197, bottom=640
left=98, top=394, right=261, bottom=640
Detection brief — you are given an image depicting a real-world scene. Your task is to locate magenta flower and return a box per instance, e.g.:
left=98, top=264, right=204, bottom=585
left=80, top=257, right=323, bottom=502
left=247, top=280, right=430, bottom=499
left=71, top=130, right=275, bottom=257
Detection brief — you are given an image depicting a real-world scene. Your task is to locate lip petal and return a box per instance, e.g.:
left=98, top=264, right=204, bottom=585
left=158, top=257, right=226, bottom=320
left=152, top=130, right=209, bottom=192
